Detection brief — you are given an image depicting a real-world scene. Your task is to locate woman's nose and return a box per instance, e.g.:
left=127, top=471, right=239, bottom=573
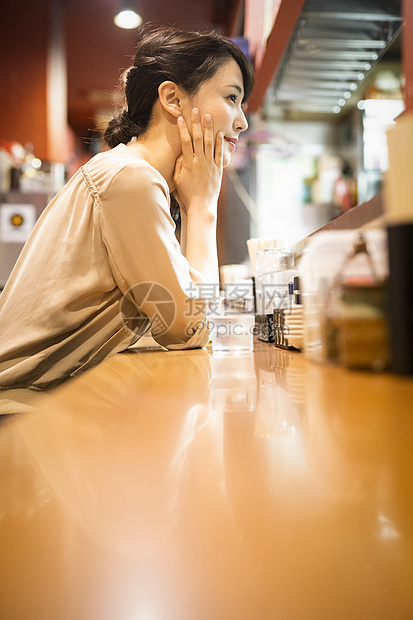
left=236, top=108, right=248, bottom=133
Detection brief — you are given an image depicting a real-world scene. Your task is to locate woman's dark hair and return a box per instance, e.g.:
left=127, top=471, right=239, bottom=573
left=104, top=26, right=254, bottom=148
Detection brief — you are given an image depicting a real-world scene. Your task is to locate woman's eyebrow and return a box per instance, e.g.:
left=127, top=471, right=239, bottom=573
left=226, top=84, right=243, bottom=94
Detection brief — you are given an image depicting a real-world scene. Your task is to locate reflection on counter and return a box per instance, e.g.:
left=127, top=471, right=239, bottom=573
left=254, top=347, right=305, bottom=437
left=211, top=353, right=257, bottom=413
left=1, top=344, right=413, bottom=619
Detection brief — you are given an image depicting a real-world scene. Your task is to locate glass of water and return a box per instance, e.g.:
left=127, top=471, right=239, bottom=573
left=211, top=297, right=255, bottom=356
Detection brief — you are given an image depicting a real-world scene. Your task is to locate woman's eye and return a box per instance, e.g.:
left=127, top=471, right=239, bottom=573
left=228, top=94, right=237, bottom=103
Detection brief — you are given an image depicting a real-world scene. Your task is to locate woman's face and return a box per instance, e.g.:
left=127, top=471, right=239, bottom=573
left=182, top=58, right=248, bottom=168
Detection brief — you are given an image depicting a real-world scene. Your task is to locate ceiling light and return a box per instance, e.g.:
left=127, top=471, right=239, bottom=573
left=114, top=1, right=142, bottom=29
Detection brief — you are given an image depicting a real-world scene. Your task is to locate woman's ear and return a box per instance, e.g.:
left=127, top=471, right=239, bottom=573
left=158, top=81, right=185, bottom=118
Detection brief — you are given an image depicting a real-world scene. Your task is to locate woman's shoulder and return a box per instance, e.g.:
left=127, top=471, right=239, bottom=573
left=82, top=145, right=171, bottom=213
left=85, top=144, right=168, bottom=194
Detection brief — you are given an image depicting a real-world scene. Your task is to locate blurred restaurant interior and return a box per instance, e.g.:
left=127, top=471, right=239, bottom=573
left=0, top=0, right=407, bottom=281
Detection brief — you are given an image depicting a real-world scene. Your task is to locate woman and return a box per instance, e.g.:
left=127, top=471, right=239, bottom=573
left=0, top=26, right=254, bottom=406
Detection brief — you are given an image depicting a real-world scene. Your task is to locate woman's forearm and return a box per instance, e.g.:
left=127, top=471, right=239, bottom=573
left=185, top=204, right=219, bottom=284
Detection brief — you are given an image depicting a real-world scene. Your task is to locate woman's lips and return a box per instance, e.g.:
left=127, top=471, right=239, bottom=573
left=225, top=137, right=238, bottom=150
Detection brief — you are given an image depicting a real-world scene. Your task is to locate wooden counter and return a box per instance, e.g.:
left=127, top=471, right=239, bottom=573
left=1, top=340, right=413, bottom=619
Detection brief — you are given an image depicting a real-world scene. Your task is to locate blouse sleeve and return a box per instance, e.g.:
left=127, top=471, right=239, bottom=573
left=99, top=162, right=211, bottom=350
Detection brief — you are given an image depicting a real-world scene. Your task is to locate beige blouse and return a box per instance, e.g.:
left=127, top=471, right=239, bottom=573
left=0, top=144, right=211, bottom=405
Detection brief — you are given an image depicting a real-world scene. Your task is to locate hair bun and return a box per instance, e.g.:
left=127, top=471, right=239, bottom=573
left=104, top=110, right=140, bottom=148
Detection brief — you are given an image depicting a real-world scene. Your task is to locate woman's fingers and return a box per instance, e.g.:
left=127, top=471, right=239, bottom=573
left=177, top=108, right=218, bottom=162
left=214, top=131, right=224, bottom=168
left=177, top=116, right=193, bottom=159
left=203, top=113, right=214, bottom=159
left=191, top=108, right=204, bottom=156
left=174, top=108, right=223, bottom=208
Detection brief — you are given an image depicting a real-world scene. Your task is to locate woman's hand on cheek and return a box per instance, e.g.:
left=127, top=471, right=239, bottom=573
left=173, top=108, right=223, bottom=215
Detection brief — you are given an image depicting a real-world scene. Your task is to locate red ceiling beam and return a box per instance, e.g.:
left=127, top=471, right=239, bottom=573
left=247, top=0, right=306, bottom=113
left=402, top=0, right=413, bottom=112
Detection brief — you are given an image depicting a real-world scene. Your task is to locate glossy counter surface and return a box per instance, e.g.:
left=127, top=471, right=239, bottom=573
left=1, top=340, right=413, bottom=619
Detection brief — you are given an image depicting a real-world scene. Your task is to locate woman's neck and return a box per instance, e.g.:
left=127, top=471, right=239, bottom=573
left=128, top=120, right=180, bottom=193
